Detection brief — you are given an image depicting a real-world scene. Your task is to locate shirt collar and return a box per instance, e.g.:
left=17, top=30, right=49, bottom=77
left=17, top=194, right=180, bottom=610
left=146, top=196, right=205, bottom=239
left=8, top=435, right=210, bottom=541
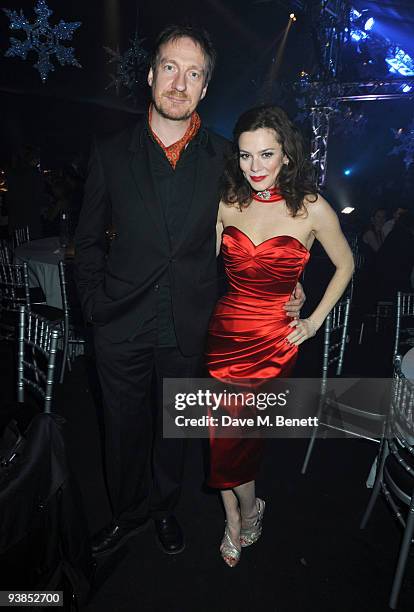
left=130, top=111, right=209, bottom=151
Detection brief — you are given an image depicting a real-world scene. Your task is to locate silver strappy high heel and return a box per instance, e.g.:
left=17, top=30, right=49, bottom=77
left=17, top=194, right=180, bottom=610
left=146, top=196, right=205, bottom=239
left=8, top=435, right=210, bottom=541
left=240, top=498, right=265, bottom=547
left=220, top=523, right=241, bottom=567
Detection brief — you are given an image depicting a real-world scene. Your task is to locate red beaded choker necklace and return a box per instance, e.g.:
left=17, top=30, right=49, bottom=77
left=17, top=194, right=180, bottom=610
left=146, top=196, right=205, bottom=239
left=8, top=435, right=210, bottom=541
left=252, top=187, right=284, bottom=203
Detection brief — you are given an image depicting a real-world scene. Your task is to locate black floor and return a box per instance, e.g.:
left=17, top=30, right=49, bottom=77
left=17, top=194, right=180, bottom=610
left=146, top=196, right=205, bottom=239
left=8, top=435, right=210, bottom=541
left=1, top=324, right=414, bottom=612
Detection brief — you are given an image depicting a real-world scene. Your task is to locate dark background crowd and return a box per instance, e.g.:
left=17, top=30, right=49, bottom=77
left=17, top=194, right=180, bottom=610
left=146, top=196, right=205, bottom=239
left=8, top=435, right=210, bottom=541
left=0, top=144, right=85, bottom=241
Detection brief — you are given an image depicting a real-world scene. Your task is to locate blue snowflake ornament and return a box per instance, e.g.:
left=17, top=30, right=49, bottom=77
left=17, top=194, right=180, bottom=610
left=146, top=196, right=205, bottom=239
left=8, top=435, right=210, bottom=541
left=3, top=0, right=81, bottom=83
left=104, top=31, right=148, bottom=102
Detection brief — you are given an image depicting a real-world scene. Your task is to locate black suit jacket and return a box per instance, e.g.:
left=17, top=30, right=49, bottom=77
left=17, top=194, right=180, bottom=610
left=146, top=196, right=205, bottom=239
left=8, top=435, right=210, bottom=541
left=74, top=117, right=230, bottom=355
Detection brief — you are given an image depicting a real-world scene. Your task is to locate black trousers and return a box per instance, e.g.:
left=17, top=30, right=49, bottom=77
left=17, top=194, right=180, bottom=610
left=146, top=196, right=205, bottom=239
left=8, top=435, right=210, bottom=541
left=94, top=328, right=203, bottom=524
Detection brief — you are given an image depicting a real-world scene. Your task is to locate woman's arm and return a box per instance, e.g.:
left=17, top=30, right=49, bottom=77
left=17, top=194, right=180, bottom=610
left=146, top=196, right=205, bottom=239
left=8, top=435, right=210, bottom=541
left=216, top=202, right=224, bottom=257
left=287, top=195, right=355, bottom=346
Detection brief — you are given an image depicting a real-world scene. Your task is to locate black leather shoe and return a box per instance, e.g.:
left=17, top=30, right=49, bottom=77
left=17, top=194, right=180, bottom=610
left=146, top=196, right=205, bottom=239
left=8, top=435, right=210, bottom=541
left=91, top=518, right=149, bottom=556
left=154, top=516, right=185, bottom=555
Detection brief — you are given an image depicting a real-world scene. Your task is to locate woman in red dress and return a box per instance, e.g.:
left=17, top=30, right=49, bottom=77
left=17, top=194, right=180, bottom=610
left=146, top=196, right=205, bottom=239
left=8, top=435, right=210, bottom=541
left=206, top=106, right=354, bottom=567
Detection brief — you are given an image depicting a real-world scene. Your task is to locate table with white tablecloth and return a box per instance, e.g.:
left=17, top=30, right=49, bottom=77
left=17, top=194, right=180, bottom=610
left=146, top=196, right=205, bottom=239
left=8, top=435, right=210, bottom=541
left=402, top=347, right=414, bottom=380
left=15, top=237, right=85, bottom=359
left=15, top=237, right=64, bottom=308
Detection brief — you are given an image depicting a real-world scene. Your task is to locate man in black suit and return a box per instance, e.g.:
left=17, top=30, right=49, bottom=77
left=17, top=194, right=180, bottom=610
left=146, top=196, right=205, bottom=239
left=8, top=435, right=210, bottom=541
left=75, top=25, right=303, bottom=556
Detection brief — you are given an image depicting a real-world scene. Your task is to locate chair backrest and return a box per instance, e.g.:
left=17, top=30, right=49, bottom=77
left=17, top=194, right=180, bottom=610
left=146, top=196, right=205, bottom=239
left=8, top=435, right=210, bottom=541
left=0, top=262, right=31, bottom=340
left=369, top=357, right=414, bottom=609
left=394, top=292, right=414, bottom=358
left=321, top=297, right=351, bottom=386
left=0, top=261, right=31, bottom=311
left=17, top=306, right=60, bottom=413
left=346, top=239, right=363, bottom=301
left=0, top=239, right=12, bottom=264
left=390, top=356, right=414, bottom=444
left=353, top=250, right=365, bottom=271
left=58, top=260, right=84, bottom=326
left=14, top=225, right=30, bottom=247
left=349, top=236, right=365, bottom=271
left=58, top=260, right=70, bottom=318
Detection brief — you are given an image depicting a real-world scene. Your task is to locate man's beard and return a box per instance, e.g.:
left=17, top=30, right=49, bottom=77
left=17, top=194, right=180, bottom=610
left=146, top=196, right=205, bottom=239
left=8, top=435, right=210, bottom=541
left=152, top=94, right=193, bottom=122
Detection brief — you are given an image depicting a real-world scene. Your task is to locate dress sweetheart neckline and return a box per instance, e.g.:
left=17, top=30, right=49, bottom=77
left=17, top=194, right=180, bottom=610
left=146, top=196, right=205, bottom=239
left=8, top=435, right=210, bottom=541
left=223, top=225, right=310, bottom=253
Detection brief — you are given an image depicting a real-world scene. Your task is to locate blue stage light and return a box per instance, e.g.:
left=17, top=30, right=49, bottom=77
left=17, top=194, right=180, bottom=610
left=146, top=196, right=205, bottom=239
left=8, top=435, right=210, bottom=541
left=344, top=169, right=352, bottom=176
left=364, top=17, right=375, bottom=31
left=350, top=29, right=368, bottom=43
left=350, top=27, right=368, bottom=43
left=402, top=84, right=412, bottom=93
left=386, top=48, right=414, bottom=77
left=350, top=8, right=362, bottom=21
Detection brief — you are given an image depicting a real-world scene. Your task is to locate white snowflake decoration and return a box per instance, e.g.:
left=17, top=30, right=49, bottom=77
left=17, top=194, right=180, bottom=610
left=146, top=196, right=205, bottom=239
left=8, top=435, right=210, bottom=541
left=390, top=119, right=414, bottom=168
left=3, top=0, right=81, bottom=83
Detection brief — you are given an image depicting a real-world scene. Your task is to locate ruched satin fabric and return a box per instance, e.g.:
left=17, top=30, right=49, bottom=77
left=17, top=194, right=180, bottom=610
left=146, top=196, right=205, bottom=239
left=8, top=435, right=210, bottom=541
left=206, top=226, right=310, bottom=488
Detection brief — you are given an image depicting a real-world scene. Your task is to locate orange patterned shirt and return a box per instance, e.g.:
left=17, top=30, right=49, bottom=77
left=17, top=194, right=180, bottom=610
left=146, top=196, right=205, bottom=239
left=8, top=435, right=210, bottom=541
left=148, top=105, right=201, bottom=169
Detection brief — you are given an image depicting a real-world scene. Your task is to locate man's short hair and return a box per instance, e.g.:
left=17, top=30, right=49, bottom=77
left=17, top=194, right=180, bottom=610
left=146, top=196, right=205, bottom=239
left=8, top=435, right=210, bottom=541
left=150, top=24, right=217, bottom=85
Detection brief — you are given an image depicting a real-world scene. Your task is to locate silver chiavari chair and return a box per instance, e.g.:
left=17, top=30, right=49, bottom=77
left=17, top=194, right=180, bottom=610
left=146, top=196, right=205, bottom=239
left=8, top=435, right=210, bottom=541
left=358, top=300, right=394, bottom=345
left=32, top=261, right=86, bottom=383
left=360, top=356, right=414, bottom=609
left=393, top=292, right=414, bottom=358
left=321, top=297, right=351, bottom=385
left=302, top=292, right=389, bottom=474
left=13, top=225, right=30, bottom=247
left=354, top=250, right=365, bottom=271
left=301, top=297, right=351, bottom=474
left=0, top=261, right=31, bottom=340
left=0, top=239, right=12, bottom=264
left=347, top=237, right=364, bottom=301
left=58, top=261, right=86, bottom=379
left=17, top=305, right=59, bottom=413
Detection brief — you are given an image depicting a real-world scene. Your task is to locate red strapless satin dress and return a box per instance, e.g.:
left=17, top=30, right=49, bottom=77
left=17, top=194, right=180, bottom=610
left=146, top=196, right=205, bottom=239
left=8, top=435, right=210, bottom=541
left=206, top=226, right=310, bottom=488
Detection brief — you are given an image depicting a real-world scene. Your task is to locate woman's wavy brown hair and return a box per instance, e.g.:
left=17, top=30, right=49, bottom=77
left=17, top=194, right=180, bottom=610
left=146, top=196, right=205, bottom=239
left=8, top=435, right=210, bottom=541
left=222, top=105, right=317, bottom=216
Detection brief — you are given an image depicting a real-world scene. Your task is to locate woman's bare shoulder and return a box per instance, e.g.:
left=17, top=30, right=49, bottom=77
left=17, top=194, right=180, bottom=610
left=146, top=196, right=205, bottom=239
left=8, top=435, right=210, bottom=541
left=219, top=199, right=241, bottom=220
left=304, top=193, right=336, bottom=219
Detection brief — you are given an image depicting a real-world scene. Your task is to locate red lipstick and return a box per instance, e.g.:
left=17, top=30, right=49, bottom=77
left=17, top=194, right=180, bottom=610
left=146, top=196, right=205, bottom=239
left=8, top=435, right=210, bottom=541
left=250, top=175, right=267, bottom=182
